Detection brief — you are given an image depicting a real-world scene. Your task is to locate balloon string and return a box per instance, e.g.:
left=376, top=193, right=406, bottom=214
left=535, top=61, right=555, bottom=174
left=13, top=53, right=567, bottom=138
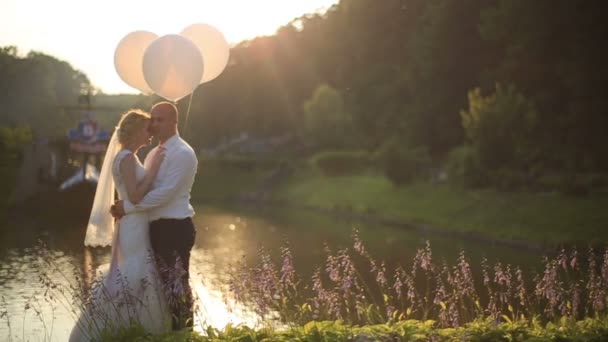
left=183, top=92, right=194, bottom=136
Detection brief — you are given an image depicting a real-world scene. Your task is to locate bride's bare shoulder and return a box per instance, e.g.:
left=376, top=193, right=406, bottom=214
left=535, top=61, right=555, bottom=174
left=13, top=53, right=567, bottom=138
left=118, top=151, right=136, bottom=167
left=112, top=150, right=135, bottom=173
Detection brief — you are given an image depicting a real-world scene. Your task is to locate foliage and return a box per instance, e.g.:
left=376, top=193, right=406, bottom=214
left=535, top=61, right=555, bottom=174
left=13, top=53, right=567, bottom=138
left=4, top=0, right=608, bottom=187
left=0, top=125, right=32, bottom=226
left=177, top=0, right=608, bottom=189
left=374, top=138, right=432, bottom=186
left=445, top=145, right=487, bottom=188
left=479, top=0, right=608, bottom=174
left=6, top=238, right=608, bottom=341
left=0, top=47, right=145, bottom=141
left=461, top=84, right=538, bottom=175
left=0, top=125, right=33, bottom=155
left=203, top=155, right=286, bottom=172
left=99, top=317, right=608, bottom=341
left=303, top=84, right=353, bottom=149
left=0, top=47, right=90, bottom=138
left=0, top=152, right=18, bottom=228
left=190, top=158, right=283, bottom=202
left=310, top=150, right=371, bottom=176
left=397, top=0, right=493, bottom=156
left=231, top=235, right=608, bottom=331
left=272, top=173, right=608, bottom=246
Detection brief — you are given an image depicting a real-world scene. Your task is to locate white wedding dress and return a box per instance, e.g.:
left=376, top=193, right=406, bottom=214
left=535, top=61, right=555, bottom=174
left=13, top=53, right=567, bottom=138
left=69, top=149, right=170, bottom=341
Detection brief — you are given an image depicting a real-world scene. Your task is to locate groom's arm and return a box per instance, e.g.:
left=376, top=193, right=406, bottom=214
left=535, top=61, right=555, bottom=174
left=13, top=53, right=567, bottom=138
left=123, top=149, right=197, bottom=214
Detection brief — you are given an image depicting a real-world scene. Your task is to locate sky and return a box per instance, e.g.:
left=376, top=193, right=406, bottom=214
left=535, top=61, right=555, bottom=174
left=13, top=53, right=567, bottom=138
left=0, top=0, right=338, bottom=94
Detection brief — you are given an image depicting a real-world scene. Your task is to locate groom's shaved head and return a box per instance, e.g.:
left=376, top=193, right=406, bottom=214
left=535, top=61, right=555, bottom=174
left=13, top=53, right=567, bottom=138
left=150, top=101, right=179, bottom=143
left=151, top=102, right=178, bottom=123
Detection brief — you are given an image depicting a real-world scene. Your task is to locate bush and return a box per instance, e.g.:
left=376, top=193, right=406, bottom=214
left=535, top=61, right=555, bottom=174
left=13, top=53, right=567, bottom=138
left=0, top=154, right=18, bottom=229
left=375, top=139, right=431, bottom=186
left=488, top=168, right=529, bottom=191
left=0, top=125, right=33, bottom=162
left=310, top=150, right=371, bottom=176
left=203, top=156, right=286, bottom=172
left=461, top=84, right=538, bottom=172
left=446, top=145, right=538, bottom=190
left=303, top=84, right=354, bottom=149
left=0, top=125, right=33, bottom=154
left=446, top=145, right=481, bottom=187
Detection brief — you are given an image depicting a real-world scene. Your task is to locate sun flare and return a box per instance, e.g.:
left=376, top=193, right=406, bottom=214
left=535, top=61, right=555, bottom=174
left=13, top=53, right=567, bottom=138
left=0, top=0, right=337, bottom=94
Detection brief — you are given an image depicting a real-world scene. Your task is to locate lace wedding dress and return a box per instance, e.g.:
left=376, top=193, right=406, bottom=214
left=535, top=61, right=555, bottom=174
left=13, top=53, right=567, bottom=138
left=69, top=149, right=170, bottom=341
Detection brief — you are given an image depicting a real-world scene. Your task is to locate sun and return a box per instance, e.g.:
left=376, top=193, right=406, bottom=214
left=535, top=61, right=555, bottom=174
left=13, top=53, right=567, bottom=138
left=150, top=0, right=336, bottom=45
left=0, top=0, right=337, bottom=94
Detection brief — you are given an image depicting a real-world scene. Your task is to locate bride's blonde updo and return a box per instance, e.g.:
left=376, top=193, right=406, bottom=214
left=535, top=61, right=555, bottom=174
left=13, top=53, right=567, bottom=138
left=116, top=109, right=150, bottom=146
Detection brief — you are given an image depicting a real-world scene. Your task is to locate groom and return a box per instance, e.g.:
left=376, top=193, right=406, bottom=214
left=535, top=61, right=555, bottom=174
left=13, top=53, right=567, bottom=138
left=111, top=101, right=198, bottom=330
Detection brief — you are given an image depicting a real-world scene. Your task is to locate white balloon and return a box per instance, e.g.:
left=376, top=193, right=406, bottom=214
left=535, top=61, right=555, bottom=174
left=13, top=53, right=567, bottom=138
left=142, top=34, right=204, bottom=102
left=181, top=23, right=230, bottom=83
left=114, top=31, right=158, bottom=93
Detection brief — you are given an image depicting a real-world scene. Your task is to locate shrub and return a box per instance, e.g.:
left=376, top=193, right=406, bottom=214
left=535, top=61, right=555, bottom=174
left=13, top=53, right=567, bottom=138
left=0, top=125, right=33, bottom=159
left=489, top=168, right=530, bottom=191
left=375, top=139, right=431, bottom=186
left=459, top=84, right=541, bottom=191
left=310, top=150, right=371, bottom=176
left=203, top=156, right=285, bottom=172
left=461, top=84, right=538, bottom=172
left=446, top=145, right=489, bottom=187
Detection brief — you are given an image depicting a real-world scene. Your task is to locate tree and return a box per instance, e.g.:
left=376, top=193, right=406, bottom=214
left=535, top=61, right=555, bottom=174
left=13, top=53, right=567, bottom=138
left=303, top=83, right=352, bottom=148
left=460, top=84, right=537, bottom=173
left=399, top=0, right=497, bottom=157
left=0, top=47, right=91, bottom=137
left=479, top=0, right=608, bottom=172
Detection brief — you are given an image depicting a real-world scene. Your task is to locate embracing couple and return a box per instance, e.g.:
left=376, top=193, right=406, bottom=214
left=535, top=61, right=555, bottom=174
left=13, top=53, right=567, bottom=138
left=69, top=102, right=198, bottom=341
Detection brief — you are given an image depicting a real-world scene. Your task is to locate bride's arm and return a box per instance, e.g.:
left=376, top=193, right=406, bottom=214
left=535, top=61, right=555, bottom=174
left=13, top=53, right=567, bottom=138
left=122, top=149, right=196, bottom=214
left=119, top=152, right=163, bottom=204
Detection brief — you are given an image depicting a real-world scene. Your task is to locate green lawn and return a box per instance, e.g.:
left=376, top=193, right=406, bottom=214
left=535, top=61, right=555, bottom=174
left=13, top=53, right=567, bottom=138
left=272, top=171, right=608, bottom=247
left=191, top=162, right=274, bottom=201
left=192, top=159, right=608, bottom=248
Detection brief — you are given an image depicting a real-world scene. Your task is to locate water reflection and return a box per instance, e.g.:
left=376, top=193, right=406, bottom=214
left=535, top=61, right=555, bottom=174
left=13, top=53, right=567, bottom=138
left=0, top=205, right=541, bottom=341
left=0, top=246, right=82, bottom=341
left=189, top=212, right=264, bottom=330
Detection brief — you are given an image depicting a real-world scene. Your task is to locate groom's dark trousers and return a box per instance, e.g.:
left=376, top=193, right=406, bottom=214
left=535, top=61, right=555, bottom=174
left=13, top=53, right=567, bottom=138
left=149, top=217, right=196, bottom=330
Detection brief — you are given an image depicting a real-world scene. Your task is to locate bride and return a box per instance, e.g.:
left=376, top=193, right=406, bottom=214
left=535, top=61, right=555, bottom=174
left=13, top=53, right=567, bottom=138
left=69, top=110, right=170, bottom=341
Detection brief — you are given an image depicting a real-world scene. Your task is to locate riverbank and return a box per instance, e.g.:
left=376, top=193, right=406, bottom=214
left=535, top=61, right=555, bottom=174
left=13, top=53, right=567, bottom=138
left=0, top=155, right=18, bottom=227
left=192, top=167, right=608, bottom=249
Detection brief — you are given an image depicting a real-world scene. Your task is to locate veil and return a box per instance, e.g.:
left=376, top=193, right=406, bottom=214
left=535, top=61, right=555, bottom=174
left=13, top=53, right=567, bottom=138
left=84, top=130, right=120, bottom=247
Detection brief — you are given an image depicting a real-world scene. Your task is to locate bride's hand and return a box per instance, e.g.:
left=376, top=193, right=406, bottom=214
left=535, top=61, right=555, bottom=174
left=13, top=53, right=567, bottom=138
left=110, top=200, right=125, bottom=219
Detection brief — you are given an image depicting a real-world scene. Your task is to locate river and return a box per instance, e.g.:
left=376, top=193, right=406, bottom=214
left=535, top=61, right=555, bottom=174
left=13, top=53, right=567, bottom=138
left=0, top=203, right=542, bottom=341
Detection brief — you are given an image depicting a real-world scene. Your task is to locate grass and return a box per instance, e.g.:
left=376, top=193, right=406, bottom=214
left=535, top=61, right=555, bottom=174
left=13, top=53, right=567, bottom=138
left=191, top=162, right=274, bottom=201
left=191, top=162, right=608, bottom=248
left=273, top=171, right=608, bottom=247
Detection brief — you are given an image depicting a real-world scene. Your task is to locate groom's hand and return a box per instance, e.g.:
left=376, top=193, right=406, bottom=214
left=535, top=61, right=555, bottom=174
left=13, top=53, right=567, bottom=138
left=110, top=200, right=125, bottom=219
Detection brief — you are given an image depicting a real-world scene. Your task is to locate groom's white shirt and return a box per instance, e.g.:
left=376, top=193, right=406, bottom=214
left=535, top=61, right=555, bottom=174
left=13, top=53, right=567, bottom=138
left=123, top=134, right=198, bottom=221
